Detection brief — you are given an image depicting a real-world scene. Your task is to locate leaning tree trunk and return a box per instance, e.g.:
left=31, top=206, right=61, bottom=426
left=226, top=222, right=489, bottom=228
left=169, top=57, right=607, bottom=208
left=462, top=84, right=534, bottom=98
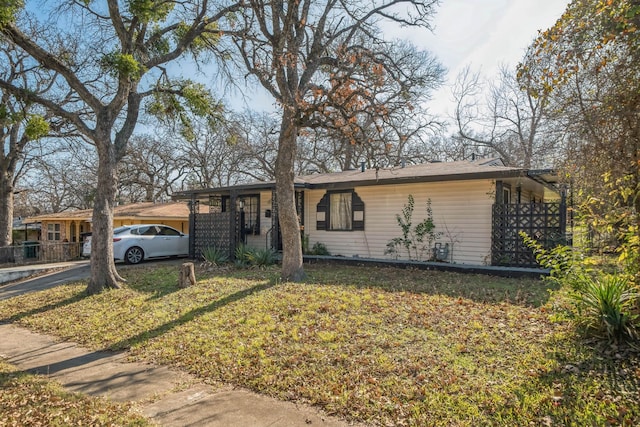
left=0, top=172, right=13, bottom=247
left=276, top=115, right=305, bottom=282
left=86, top=137, right=124, bottom=294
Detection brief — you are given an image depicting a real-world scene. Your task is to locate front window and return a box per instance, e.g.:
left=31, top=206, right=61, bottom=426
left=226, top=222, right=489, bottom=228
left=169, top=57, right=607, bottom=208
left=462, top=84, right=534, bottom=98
left=329, top=192, right=352, bottom=230
left=47, top=223, right=61, bottom=241
left=316, top=190, right=365, bottom=231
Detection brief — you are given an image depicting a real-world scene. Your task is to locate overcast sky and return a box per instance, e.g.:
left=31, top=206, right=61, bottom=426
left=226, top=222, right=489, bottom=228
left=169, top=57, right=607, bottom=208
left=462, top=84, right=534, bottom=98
left=418, top=0, right=571, bottom=117
left=226, top=1, right=572, bottom=118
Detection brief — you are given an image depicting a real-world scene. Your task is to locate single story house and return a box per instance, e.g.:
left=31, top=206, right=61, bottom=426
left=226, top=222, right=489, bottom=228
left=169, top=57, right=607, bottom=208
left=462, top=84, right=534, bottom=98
left=173, top=159, right=569, bottom=268
left=24, top=201, right=195, bottom=245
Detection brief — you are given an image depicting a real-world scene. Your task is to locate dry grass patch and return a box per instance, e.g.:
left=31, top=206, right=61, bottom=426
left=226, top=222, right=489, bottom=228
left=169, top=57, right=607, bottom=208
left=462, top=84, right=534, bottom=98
left=0, top=263, right=637, bottom=426
left=0, top=360, right=149, bottom=426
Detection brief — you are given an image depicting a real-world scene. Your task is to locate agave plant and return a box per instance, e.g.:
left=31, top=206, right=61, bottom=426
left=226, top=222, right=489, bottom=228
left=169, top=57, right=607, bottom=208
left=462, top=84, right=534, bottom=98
left=201, top=246, right=228, bottom=266
left=234, top=243, right=254, bottom=266
left=571, top=272, right=638, bottom=342
left=247, top=248, right=278, bottom=267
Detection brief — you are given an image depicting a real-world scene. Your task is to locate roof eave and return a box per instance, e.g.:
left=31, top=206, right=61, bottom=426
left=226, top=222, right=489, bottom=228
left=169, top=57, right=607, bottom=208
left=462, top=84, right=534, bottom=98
left=305, top=169, right=528, bottom=190
left=170, top=167, right=559, bottom=197
left=172, top=181, right=297, bottom=200
left=526, top=169, right=562, bottom=193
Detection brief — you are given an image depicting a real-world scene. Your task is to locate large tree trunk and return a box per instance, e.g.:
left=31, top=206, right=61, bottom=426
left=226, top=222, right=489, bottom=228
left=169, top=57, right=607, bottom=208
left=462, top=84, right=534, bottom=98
left=0, top=172, right=13, bottom=247
left=276, top=114, right=305, bottom=282
left=86, top=137, right=124, bottom=294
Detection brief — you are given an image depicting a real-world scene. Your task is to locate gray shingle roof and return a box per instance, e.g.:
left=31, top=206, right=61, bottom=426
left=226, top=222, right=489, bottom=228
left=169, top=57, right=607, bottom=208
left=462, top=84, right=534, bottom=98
left=173, top=159, right=551, bottom=198
left=296, top=159, right=520, bottom=187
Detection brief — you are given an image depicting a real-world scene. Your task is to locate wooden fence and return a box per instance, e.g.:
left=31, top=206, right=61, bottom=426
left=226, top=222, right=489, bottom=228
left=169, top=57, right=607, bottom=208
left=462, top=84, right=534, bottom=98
left=0, top=242, right=84, bottom=267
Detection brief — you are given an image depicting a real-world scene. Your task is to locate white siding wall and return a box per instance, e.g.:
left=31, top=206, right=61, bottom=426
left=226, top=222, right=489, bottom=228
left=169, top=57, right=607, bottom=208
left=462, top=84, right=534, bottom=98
left=304, top=180, right=496, bottom=265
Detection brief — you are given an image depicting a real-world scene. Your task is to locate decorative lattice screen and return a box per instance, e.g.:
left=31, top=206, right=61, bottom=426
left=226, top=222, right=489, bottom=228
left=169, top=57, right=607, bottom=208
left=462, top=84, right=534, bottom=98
left=193, top=212, right=238, bottom=259
left=491, top=202, right=566, bottom=267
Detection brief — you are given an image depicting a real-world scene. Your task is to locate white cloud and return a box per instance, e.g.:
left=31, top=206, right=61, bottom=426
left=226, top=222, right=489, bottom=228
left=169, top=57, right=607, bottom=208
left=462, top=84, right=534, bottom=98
left=420, top=0, right=570, bottom=116
left=429, top=0, right=567, bottom=72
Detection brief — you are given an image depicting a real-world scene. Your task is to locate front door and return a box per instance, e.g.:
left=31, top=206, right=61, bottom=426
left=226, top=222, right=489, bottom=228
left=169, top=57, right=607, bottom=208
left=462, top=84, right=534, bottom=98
left=272, top=190, right=304, bottom=252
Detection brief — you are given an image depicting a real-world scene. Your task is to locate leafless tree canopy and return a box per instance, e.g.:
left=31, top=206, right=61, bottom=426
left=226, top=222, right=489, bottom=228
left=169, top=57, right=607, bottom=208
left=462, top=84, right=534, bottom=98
left=451, top=65, right=559, bottom=168
left=0, top=32, right=64, bottom=246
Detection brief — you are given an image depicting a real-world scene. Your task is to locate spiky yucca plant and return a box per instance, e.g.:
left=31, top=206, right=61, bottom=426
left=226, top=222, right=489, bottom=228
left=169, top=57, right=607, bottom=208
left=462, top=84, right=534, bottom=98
left=247, top=248, right=278, bottom=267
left=201, top=246, right=229, bottom=266
left=571, top=273, right=638, bottom=342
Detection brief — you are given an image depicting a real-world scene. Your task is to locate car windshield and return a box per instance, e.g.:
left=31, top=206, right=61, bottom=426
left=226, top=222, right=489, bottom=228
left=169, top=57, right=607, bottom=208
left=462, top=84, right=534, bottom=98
left=114, top=226, right=131, bottom=235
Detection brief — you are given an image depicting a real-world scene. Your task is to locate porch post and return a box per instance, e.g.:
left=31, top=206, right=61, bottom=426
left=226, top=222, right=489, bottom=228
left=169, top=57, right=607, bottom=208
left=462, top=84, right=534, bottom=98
left=495, top=181, right=504, bottom=204
left=188, top=195, right=198, bottom=259
left=230, top=190, right=238, bottom=260
left=560, top=186, right=567, bottom=238
left=271, top=190, right=279, bottom=251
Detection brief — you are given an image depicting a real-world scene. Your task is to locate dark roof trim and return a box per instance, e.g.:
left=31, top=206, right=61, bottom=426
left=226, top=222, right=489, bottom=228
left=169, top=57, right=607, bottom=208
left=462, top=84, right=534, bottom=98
left=173, top=181, right=301, bottom=200
left=304, top=169, right=529, bottom=190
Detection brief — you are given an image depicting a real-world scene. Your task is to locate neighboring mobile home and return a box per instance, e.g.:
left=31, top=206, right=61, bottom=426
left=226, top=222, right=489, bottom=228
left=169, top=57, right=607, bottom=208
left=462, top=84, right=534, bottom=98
left=173, top=159, right=568, bottom=268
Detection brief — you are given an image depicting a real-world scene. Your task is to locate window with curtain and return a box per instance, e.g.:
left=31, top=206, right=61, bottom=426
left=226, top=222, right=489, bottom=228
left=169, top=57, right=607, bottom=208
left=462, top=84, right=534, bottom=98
left=316, top=190, right=364, bottom=231
left=329, top=192, right=352, bottom=230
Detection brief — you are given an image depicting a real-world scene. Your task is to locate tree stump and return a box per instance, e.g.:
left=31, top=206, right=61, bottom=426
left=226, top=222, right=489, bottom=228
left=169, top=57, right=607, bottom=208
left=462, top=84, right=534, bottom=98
left=178, top=262, right=196, bottom=288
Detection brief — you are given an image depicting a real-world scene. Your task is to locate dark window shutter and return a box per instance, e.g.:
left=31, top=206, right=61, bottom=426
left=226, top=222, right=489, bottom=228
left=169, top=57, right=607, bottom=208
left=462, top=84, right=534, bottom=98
left=316, top=193, right=329, bottom=230
left=352, top=192, right=365, bottom=231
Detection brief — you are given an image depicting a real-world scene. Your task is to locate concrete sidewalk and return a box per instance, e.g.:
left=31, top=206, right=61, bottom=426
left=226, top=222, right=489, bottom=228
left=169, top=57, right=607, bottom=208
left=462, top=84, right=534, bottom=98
left=0, top=322, right=355, bottom=427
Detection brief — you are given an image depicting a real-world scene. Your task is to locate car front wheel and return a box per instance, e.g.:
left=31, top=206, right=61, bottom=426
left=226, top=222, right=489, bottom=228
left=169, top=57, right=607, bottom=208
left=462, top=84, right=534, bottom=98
left=124, top=246, right=144, bottom=264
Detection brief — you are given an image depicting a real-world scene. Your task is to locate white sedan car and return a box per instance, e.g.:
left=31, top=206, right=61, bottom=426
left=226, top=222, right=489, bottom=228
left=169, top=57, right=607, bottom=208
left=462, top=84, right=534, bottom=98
left=82, top=224, right=189, bottom=264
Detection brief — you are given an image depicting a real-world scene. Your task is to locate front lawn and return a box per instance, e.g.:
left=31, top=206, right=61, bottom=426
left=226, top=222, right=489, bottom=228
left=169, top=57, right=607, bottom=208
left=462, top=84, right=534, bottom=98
left=0, top=264, right=637, bottom=426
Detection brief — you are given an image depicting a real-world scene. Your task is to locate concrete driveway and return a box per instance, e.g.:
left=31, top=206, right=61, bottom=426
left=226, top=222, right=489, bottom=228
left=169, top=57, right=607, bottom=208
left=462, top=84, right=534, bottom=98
left=0, top=261, right=91, bottom=300
left=0, top=258, right=192, bottom=300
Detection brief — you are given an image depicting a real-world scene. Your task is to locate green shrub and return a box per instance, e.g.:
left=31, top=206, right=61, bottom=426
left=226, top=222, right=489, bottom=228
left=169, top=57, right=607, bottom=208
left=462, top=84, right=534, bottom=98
left=385, top=195, right=441, bottom=261
left=520, top=232, right=574, bottom=278
left=201, top=246, right=228, bottom=265
left=570, top=272, right=638, bottom=342
left=234, top=243, right=254, bottom=266
left=521, top=232, right=639, bottom=343
left=311, top=242, right=330, bottom=256
left=247, top=248, right=278, bottom=267
left=301, top=237, right=330, bottom=256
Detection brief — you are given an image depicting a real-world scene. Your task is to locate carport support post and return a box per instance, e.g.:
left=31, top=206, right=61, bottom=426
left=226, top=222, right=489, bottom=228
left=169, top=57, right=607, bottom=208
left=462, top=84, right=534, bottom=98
left=230, top=191, right=238, bottom=261
left=560, top=186, right=567, bottom=239
left=495, top=181, right=504, bottom=204
left=188, top=196, right=197, bottom=259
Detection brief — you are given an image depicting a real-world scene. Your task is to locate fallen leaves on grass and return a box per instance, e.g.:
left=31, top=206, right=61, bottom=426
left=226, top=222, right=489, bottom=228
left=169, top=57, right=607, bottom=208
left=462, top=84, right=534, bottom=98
left=0, top=360, right=149, bottom=426
left=0, top=264, right=637, bottom=426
